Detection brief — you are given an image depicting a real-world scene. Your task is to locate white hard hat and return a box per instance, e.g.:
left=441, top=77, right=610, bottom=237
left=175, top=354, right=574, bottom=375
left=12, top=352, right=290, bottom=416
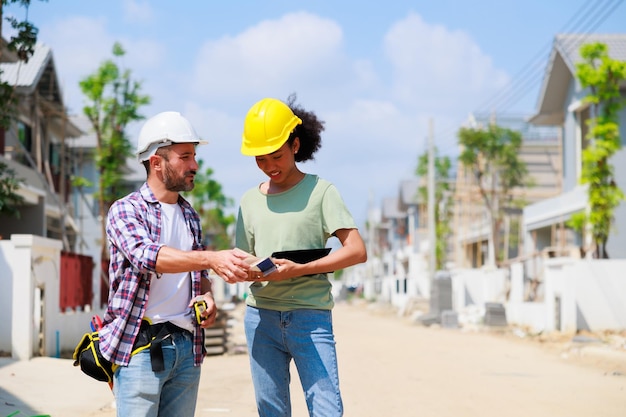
left=136, top=111, right=208, bottom=161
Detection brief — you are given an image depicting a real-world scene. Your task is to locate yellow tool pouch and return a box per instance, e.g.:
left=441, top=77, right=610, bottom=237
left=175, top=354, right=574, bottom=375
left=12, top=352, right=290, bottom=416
left=72, top=331, right=117, bottom=384
left=73, top=318, right=192, bottom=382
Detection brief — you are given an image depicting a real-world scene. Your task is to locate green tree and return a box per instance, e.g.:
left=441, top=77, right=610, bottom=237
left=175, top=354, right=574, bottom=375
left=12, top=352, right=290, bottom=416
left=569, top=42, right=626, bottom=259
left=416, top=149, right=453, bottom=270
left=184, top=159, right=236, bottom=250
left=79, top=42, right=150, bottom=260
left=0, top=0, right=44, bottom=127
left=0, top=161, right=23, bottom=217
left=457, top=124, right=528, bottom=266
left=0, top=1, right=43, bottom=217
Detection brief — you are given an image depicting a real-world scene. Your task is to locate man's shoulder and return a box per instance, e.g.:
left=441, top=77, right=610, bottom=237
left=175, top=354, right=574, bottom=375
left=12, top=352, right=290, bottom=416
left=115, top=189, right=143, bottom=205
left=109, top=188, right=149, bottom=216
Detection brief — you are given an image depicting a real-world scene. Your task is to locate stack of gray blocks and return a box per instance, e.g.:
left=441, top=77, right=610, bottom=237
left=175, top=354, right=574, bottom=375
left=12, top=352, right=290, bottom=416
left=419, top=271, right=456, bottom=327
left=484, top=302, right=507, bottom=326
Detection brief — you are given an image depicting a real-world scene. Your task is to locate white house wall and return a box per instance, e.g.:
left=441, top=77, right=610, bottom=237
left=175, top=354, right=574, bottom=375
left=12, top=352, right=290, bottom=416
left=507, top=258, right=626, bottom=333
left=450, top=268, right=508, bottom=314
left=562, top=82, right=579, bottom=192
left=409, top=251, right=429, bottom=298
left=606, top=110, right=626, bottom=259
left=564, top=259, right=626, bottom=331
left=10, top=235, right=63, bottom=359
left=0, top=234, right=102, bottom=360
left=376, top=243, right=430, bottom=310
left=506, top=262, right=547, bottom=330
left=0, top=240, right=14, bottom=354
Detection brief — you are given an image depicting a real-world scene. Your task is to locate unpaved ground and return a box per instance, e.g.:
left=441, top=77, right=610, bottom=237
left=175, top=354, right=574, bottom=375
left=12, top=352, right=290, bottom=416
left=1, top=300, right=625, bottom=417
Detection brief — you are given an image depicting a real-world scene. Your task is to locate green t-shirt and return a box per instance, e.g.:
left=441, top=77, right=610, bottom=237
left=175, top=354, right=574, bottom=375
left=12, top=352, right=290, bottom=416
left=235, top=174, right=356, bottom=311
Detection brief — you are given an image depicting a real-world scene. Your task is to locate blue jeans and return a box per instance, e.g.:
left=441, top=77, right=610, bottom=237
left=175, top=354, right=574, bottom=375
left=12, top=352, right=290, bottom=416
left=113, top=330, right=200, bottom=417
left=244, top=306, right=343, bottom=417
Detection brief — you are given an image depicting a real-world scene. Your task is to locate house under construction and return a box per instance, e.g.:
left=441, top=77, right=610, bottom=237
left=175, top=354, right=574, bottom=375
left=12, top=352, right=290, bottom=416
left=452, top=113, right=563, bottom=269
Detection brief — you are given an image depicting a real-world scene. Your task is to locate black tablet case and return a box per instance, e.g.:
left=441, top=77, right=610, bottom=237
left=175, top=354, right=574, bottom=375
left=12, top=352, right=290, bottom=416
left=271, top=248, right=331, bottom=264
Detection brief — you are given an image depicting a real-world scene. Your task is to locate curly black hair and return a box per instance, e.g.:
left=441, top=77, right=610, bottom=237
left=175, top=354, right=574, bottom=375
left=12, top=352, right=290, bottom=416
left=285, top=93, right=324, bottom=163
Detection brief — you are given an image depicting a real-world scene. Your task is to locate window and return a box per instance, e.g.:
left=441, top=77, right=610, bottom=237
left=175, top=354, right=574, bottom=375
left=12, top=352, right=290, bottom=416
left=17, top=121, right=32, bottom=152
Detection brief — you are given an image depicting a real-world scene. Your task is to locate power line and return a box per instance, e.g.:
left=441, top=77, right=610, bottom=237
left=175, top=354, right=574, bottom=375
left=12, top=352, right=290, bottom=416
left=475, top=0, right=597, bottom=112
left=418, top=0, right=624, bottom=169
left=475, top=0, right=623, bottom=114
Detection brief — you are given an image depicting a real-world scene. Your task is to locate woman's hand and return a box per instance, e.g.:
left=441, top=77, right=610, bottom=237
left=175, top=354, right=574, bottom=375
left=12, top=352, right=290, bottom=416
left=246, top=258, right=298, bottom=282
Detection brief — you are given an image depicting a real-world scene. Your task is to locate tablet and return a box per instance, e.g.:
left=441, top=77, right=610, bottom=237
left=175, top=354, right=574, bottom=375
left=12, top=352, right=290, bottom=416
left=271, top=248, right=332, bottom=264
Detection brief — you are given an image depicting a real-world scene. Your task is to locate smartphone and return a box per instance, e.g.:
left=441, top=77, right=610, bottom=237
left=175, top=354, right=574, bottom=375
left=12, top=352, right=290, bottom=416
left=252, top=257, right=277, bottom=276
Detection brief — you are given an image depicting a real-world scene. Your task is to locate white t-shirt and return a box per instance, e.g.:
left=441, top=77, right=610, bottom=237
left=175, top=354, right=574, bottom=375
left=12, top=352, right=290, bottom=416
left=145, top=201, right=195, bottom=332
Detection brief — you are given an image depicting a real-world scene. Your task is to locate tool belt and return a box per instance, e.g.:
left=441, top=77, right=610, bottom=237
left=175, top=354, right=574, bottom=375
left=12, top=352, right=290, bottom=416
left=73, top=330, right=116, bottom=384
left=73, top=319, right=192, bottom=383
left=133, top=319, right=193, bottom=372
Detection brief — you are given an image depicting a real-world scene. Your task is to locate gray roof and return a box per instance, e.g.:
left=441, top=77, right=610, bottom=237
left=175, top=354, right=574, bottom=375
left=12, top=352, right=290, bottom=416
left=380, top=179, right=423, bottom=221
left=69, top=114, right=146, bottom=183
left=531, top=33, right=626, bottom=126
left=68, top=115, right=97, bottom=149
left=399, top=179, right=421, bottom=208
left=0, top=38, right=18, bottom=63
left=555, top=33, right=626, bottom=71
left=382, top=197, right=405, bottom=220
left=1, top=43, right=53, bottom=94
left=0, top=42, right=82, bottom=138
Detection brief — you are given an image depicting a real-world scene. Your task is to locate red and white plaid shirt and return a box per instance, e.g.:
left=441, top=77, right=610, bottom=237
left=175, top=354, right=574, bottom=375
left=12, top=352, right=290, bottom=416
left=99, top=182, right=207, bottom=366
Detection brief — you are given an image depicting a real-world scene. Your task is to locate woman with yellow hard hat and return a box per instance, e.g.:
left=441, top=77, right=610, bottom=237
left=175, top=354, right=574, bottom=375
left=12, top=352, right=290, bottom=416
left=235, top=96, right=367, bottom=417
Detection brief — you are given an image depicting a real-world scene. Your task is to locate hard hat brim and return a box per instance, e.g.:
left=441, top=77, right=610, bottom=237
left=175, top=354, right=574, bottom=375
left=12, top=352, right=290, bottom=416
left=240, top=140, right=285, bottom=156
left=137, top=139, right=208, bottom=161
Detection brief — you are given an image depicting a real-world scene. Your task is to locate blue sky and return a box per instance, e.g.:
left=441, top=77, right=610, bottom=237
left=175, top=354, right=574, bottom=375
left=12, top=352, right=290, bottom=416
left=4, top=0, right=625, bottom=228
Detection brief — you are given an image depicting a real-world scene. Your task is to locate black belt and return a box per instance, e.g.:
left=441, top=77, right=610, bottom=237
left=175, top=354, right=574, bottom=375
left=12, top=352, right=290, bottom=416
left=134, top=320, right=192, bottom=372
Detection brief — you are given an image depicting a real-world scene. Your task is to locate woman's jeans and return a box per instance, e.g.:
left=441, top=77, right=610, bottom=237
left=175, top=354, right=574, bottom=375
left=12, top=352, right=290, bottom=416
left=244, top=306, right=343, bottom=417
left=113, top=329, right=200, bottom=417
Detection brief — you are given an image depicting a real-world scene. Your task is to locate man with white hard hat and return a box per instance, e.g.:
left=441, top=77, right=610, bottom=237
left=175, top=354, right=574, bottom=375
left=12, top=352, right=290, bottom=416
left=99, top=111, right=250, bottom=417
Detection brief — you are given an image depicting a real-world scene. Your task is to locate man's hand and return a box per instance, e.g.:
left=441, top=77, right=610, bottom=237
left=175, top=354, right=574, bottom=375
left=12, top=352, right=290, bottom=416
left=189, top=292, right=218, bottom=328
left=210, top=248, right=251, bottom=283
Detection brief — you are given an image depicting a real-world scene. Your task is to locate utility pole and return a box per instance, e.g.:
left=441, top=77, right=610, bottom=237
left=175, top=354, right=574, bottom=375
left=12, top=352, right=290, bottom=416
left=419, top=118, right=444, bottom=326
left=428, top=118, right=436, bottom=285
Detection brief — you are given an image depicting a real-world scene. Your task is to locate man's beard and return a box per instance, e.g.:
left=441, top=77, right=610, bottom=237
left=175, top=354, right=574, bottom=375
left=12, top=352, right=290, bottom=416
left=163, top=163, right=195, bottom=192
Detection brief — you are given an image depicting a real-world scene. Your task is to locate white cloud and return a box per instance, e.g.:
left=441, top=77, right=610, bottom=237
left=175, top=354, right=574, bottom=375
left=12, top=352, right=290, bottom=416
left=181, top=102, right=258, bottom=204
left=39, top=16, right=113, bottom=113
left=351, top=59, right=380, bottom=91
left=178, top=10, right=511, bottom=224
left=384, top=12, right=509, bottom=112
left=42, top=17, right=112, bottom=78
left=33, top=7, right=512, bottom=227
left=191, top=12, right=348, bottom=101
left=40, top=15, right=165, bottom=114
left=122, top=0, right=154, bottom=24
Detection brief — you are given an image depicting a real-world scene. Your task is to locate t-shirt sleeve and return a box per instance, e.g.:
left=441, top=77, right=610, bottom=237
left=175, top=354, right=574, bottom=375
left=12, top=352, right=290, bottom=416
left=235, top=204, right=253, bottom=254
left=321, top=183, right=357, bottom=236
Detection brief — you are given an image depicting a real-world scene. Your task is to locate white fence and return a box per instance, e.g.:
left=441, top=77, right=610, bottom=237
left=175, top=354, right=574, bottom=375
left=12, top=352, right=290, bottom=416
left=0, top=234, right=241, bottom=360
left=447, top=258, right=626, bottom=333
left=507, top=258, right=626, bottom=333
left=373, top=255, right=626, bottom=333
left=0, top=234, right=102, bottom=360
left=3, top=233, right=626, bottom=360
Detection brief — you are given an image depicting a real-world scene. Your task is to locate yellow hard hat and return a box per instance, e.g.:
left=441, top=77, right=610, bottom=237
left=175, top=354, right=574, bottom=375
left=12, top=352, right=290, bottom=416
left=241, top=98, right=302, bottom=156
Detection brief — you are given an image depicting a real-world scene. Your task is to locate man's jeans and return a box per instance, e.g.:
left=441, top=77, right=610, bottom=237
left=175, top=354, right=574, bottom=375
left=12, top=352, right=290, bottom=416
left=113, top=329, right=200, bottom=417
left=245, top=306, right=343, bottom=417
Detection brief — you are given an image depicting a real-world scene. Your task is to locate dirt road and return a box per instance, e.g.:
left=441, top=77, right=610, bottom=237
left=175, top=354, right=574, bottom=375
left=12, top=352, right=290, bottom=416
left=1, top=300, right=624, bottom=417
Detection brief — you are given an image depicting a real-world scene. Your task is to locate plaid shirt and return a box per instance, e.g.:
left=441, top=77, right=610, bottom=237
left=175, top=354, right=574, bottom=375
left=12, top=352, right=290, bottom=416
left=99, top=182, right=208, bottom=366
